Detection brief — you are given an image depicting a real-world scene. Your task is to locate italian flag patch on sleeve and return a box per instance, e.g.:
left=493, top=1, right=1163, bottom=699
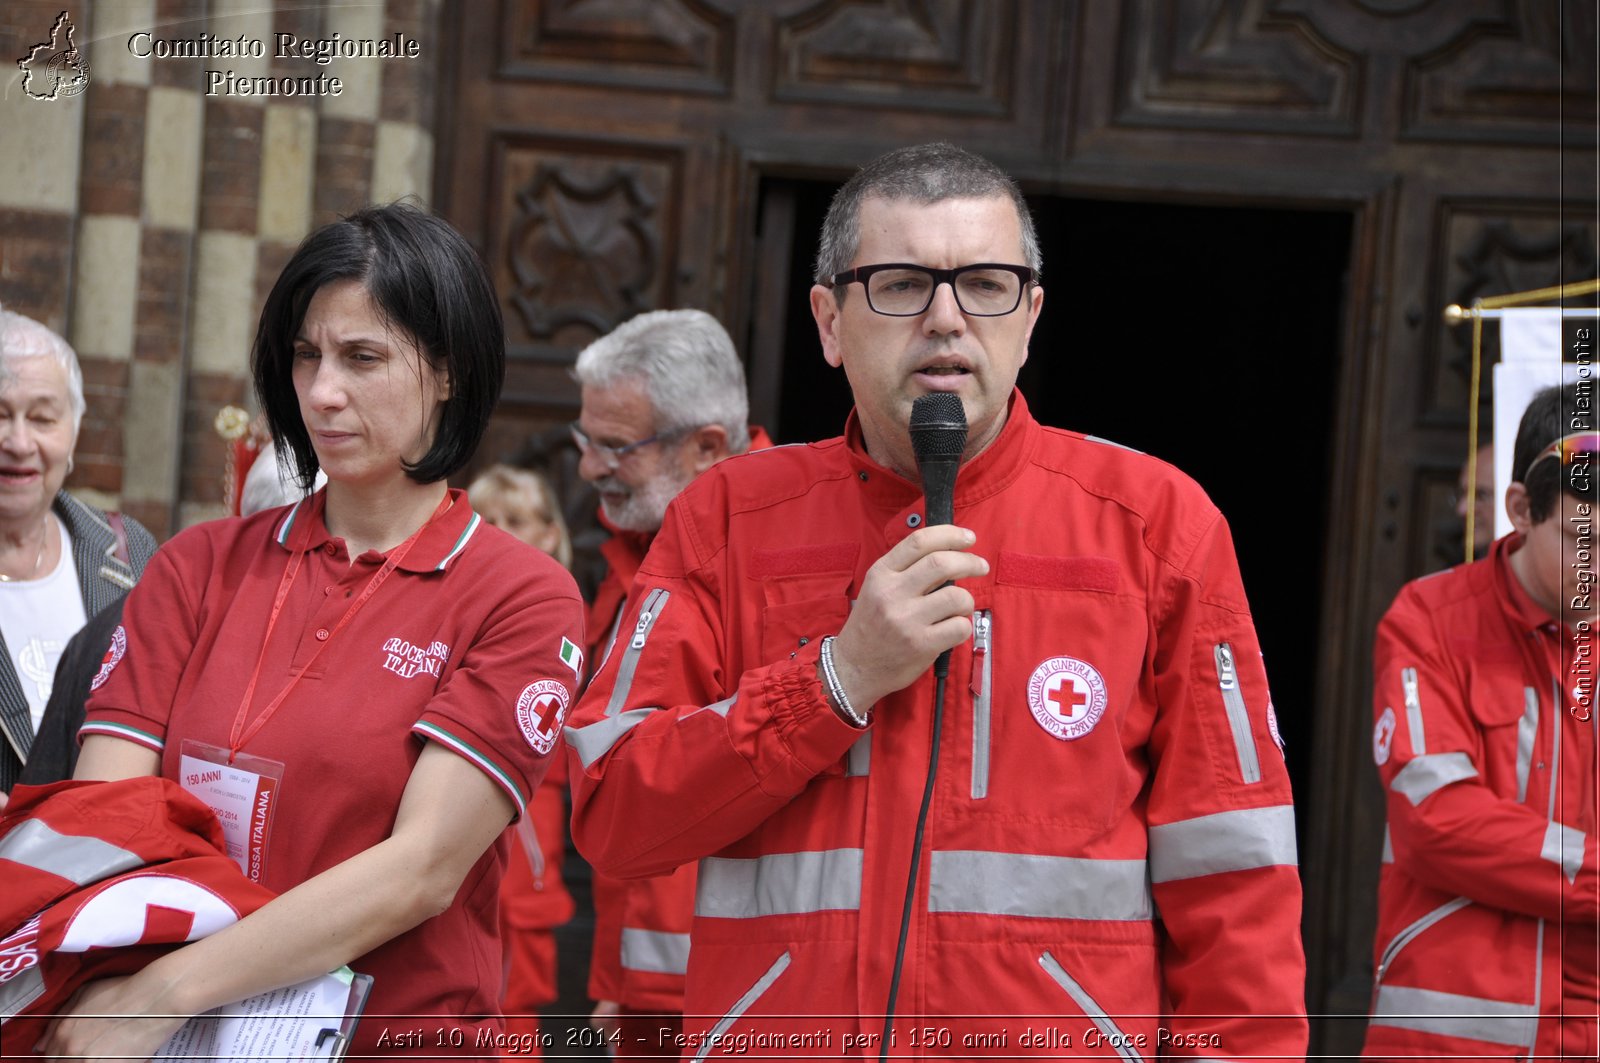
left=559, top=636, right=583, bottom=680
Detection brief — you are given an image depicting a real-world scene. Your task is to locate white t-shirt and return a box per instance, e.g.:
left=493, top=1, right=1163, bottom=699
left=0, top=514, right=87, bottom=733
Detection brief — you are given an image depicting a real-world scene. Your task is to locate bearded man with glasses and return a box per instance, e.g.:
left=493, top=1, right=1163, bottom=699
left=1366, top=382, right=1598, bottom=1061
left=566, top=307, right=770, bottom=1059
left=568, top=142, right=1307, bottom=1057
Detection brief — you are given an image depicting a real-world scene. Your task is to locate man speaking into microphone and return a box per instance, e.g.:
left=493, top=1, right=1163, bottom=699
left=568, top=142, right=1307, bottom=1057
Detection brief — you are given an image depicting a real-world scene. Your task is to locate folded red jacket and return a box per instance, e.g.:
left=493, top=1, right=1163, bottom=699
left=0, top=776, right=275, bottom=1047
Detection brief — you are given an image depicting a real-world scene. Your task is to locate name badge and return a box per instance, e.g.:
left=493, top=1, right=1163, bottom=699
left=179, top=739, right=286, bottom=883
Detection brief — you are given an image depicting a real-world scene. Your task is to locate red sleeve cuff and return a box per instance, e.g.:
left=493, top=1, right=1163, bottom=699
left=761, top=641, right=866, bottom=777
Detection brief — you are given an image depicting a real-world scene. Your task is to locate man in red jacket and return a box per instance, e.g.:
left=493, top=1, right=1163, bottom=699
left=1366, top=382, right=1597, bottom=1060
left=569, top=308, right=769, bottom=1059
left=568, top=143, right=1308, bottom=1057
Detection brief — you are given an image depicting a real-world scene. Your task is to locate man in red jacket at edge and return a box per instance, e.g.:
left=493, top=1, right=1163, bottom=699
left=568, top=141, right=1308, bottom=1058
left=1365, top=382, right=1598, bottom=1061
left=568, top=308, right=771, bottom=1059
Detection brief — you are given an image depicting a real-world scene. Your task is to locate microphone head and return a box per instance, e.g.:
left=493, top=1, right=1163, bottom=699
left=909, top=393, right=968, bottom=462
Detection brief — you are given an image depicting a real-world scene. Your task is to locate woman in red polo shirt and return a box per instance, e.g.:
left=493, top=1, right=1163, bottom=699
left=40, top=204, right=584, bottom=1060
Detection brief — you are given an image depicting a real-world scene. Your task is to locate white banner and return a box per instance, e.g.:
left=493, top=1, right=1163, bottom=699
left=1491, top=309, right=1594, bottom=538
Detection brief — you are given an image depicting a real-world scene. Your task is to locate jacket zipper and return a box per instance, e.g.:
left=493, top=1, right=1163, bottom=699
left=1402, top=667, right=1425, bottom=753
left=1039, top=951, right=1144, bottom=1061
left=1213, top=643, right=1260, bottom=784
left=971, top=609, right=992, bottom=799
left=604, top=587, right=671, bottom=718
left=1373, top=896, right=1471, bottom=986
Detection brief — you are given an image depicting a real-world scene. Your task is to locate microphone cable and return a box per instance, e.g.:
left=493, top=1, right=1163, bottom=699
left=879, top=392, right=967, bottom=1060
left=878, top=655, right=950, bottom=1061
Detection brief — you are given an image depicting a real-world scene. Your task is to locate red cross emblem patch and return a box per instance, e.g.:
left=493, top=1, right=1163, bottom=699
left=515, top=679, right=570, bottom=755
left=1027, top=656, right=1107, bottom=740
left=89, top=625, right=127, bottom=692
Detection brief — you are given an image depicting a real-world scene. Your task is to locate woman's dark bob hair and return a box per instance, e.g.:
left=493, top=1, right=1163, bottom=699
left=252, top=202, right=505, bottom=489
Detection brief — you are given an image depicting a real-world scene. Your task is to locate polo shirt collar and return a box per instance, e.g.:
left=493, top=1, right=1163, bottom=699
left=842, top=388, right=1038, bottom=511
left=272, top=487, right=482, bottom=573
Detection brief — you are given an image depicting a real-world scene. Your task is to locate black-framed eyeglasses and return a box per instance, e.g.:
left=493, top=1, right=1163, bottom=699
left=830, top=263, right=1036, bottom=317
left=569, top=422, right=679, bottom=471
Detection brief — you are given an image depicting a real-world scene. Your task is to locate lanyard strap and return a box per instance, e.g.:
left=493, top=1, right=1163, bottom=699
left=228, top=492, right=451, bottom=759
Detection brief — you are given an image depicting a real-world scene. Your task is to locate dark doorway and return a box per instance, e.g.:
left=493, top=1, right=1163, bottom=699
left=759, top=178, right=1353, bottom=861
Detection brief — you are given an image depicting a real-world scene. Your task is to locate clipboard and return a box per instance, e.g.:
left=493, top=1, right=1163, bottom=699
left=154, top=966, right=374, bottom=1062
left=315, top=972, right=375, bottom=1061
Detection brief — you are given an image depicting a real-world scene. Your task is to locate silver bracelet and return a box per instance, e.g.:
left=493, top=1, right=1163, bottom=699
left=819, top=636, right=869, bottom=728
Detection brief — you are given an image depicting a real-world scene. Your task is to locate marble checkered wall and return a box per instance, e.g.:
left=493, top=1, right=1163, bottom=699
left=0, top=0, right=441, bottom=538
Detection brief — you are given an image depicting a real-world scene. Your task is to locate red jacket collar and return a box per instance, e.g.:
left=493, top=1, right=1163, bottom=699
left=1490, top=531, right=1559, bottom=632
left=840, top=389, right=1038, bottom=511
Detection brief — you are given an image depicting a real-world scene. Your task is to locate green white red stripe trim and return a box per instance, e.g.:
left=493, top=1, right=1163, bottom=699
left=436, top=513, right=481, bottom=570
left=274, top=498, right=307, bottom=546
left=413, top=720, right=525, bottom=817
left=78, top=720, right=164, bottom=752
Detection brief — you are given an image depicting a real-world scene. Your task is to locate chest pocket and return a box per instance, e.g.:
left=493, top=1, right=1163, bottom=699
left=749, top=542, right=860, bottom=665
left=1465, top=666, right=1545, bottom=805
left=969, top=551, right=1149, bottom=839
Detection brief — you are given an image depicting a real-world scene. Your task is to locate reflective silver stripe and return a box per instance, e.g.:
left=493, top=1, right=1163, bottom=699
left=685, top=695, right=737, bottom=720
left=1541, top=822, right=1585, bottom=883
left=845, top=731, right=871, bottom=777
left=567, top=708, right=655, bottom=769
left=972, top=610, right=992, bottom=798
left=1381, top=825, right=1394, bottom=864
left=1390, top=751, right=1477, bottom=806
left=1039, top=952, right=1144, bottom=1062
left=1528, top=683, right=1562, bottom=1021
left=1374, top=897, right=1470, bottom=983
left=696, top=849, right=863, bottom=919
left=0, top=819, right=143, bottom=885
left=620, top=927, right=691, bottom=975
left=690, top=951, right=791, bottom=1063
left=1546, top=678, right=1562, bottom=818
left=1370, top=984, right=1537, bottom=1048
left=1148, top=805, right=1297, bottom=883
left=1213, top=642, right=1260, bottom=784
left=1402, top=667, right=1426, bottom=753
left=0, top=962, right=44, bottom=1020
left=1516, top=686, right=1539, bottom=802
left=606, top=587, right=670, bottom=717
left=929, top=851, right=1152, bottom=921
left=515, top=816, right=544, bottom=881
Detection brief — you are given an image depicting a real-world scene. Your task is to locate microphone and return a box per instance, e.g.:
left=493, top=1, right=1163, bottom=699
left=910, top=393, right=967, bottom=528
left=879, top=394, right=971, bottom=1052
left=910, top=393, right=968, bottom=680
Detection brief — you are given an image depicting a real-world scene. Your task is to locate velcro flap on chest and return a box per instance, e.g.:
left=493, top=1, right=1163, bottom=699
left=1466, top=669, right=1538, bottom=728
left=996, top=551, right=1119, bottom=593
left=750, top=542, right=859, bottom=581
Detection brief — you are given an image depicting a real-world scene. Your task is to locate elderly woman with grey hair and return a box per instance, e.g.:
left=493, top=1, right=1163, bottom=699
left=0, top=307, right=156, bottom=794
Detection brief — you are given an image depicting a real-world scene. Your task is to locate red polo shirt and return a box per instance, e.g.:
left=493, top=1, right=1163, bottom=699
left=81, top=489, right=585, bottom=1057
